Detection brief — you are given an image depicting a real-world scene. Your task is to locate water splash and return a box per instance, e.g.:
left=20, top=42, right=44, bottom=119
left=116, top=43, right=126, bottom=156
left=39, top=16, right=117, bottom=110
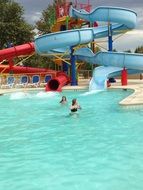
left=89, top=77, right=107, bottom=91
left=80, top=89, right=104, bottom=96
left=36, top=91, right=59, bottom=98
left=10, top=92, right=31, bottom=100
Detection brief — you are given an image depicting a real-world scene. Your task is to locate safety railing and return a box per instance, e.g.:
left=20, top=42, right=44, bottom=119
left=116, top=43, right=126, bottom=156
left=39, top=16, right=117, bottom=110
left=78, top=70, right=92, bottom=79
left=56, top=1, right=92, bottom=19
left=75, top=2, right=92, bottom=12
left=0, top=72, right=56, bottom=88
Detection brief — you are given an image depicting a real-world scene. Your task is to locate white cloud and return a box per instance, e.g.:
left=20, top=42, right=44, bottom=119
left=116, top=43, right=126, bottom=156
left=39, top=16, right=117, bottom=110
left=114, top=30, right=143, bottom=51
left=126, top=29, right=143, bottom=35
left=24, top=11, right=42, bottom=24
left=95, top=29, right=143, bottom=52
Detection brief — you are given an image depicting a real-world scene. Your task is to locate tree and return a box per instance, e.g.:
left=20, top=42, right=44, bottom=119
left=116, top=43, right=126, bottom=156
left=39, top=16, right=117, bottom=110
left=124, top=50, right=132, bottom=53
left=23, top=54, right=56, bottom=70
left=36, top=3, right=56, bottom=34
left=35, top=1, right=62, bottom=69
left=36, top=0, right=67, bottom=34
left=134, top=46, right=143, bottom=53
left=0, top=0, right=33, bottom=49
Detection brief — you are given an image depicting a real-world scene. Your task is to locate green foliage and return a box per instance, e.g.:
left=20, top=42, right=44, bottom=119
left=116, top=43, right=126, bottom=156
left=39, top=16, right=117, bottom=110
left=35, top=0, right=68, bottom=34
left=36, top=4, right=56, bottom=34
left=23, top=54, right=55, bottom=70
left=35, top=2, right=57, bottom=68
left=134, top=46, right=143, bottom=53
left=0, top=0, right=33, bottom=49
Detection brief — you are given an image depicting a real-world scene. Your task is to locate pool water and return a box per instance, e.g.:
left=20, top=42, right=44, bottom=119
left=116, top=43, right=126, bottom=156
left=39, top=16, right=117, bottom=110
left=0, top=89, right=143, bottom=190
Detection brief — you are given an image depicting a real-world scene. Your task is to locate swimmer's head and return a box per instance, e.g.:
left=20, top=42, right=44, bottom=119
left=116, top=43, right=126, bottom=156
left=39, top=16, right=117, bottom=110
left=60, top=96, right=67, bottom=103
left=62, top=96, right=66, bottom=101
left=72, top=98, right=77, bottom=105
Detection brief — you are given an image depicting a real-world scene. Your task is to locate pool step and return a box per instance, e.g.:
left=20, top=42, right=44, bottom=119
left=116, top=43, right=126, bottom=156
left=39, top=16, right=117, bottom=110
left=78, top=79, right=90, bottom=86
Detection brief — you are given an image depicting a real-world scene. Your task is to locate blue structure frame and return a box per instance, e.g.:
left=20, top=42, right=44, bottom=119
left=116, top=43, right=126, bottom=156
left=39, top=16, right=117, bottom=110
left=70, top=46, right=77, bottom=86
left=108, top=23, right=113, bottom=51
left=62, top=61, right=69, bottom=75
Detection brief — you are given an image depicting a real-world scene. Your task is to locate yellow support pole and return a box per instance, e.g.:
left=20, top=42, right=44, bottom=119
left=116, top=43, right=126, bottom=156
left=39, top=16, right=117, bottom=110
left=53, top=54, right=71, bottom=65
left=0, top=53, right=34, bottom=74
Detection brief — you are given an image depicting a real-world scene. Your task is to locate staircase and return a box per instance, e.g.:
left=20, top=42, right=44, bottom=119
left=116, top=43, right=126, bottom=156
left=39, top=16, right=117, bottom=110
left=78, top=78, right=90, bottom=87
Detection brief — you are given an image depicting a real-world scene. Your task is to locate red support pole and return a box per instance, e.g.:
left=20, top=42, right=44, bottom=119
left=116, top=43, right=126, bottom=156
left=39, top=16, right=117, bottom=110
left=121, top=67, right=128, bottom=86
left=107, top=80, right=111, bottom=87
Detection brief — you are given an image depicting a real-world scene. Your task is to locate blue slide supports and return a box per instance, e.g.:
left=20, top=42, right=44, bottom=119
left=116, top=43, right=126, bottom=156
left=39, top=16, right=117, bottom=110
left=70, top=47, right=77, bottom=86
left=108, top=23, right=113, bottom=51
left=108, top=23, right=113, bottom=83
left=62, top=61, right=69, bottom=75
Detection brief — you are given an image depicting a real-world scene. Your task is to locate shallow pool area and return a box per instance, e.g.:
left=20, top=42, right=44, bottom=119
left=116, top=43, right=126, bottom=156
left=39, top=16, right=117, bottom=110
left=0, top=89, right=143, bottom=190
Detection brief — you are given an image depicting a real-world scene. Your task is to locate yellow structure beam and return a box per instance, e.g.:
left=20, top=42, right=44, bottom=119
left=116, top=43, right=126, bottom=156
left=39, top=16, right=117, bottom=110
left=0, top=53, right=34, bottom=74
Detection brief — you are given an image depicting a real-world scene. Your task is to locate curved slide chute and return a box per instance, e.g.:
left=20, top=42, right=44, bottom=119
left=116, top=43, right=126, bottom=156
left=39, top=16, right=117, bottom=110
left=75, top=48, right=143, bottom=71
left=35, top=6, right=136, bottom=54
left=89, top=66, right=141, bottom=90
left=0, top=42, right=35, bottom=62
left=89, top=66, right=123, bottom=90
left=69, top=6, right=136, bottom=28
left=70, top=6, right=141, bottom=90
left=46, top=72, right=70, bottom=92
left=75, top=48, right=143, bottom=89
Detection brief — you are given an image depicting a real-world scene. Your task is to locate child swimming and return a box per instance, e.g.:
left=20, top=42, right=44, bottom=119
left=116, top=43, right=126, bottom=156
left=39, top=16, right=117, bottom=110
left=60, top=96, right=67, bottom=104
left=70, top=98, right=81, bottom=113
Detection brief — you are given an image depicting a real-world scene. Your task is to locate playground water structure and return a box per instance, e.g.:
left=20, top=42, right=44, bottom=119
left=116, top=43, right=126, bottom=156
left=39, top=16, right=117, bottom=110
left=1, top=2, right=143, bottom=189
left=1, top=4, right=143, bottom=92
left=0, top=1, right=92, bottom=92
left=34, top=5, right=143, bottom=91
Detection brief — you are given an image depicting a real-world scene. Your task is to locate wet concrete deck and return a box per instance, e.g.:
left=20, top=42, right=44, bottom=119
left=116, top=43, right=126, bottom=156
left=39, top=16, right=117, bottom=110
left=110, top=79, right=143, bottom=106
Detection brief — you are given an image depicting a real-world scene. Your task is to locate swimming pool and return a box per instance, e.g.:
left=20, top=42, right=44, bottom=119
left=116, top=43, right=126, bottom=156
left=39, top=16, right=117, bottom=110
left=0, top=89, right=143, bottom=190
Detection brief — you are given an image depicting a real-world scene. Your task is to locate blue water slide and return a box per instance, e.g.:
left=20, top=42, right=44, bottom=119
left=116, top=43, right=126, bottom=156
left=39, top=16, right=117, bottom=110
left=89, top=66, right=123, bottom=90
left=34, top=6, right=137, bottom=54
left=75, top=48, right=143, bottom=89
left=69, top=6, right=136, bottom=28
left=75, top=48, right=143, bottom=70
left=89, top=66, right=140, bottom=90
left=34, top=5, right=139, bottom=91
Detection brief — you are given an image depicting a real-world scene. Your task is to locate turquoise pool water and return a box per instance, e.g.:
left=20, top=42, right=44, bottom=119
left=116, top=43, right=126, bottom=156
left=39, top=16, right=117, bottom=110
left=0, top=89, right=143, bottom=190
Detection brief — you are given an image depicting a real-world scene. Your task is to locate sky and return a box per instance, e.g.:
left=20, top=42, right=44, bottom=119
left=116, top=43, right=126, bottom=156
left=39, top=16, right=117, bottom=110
left=15, top=0, right=143, bottom=51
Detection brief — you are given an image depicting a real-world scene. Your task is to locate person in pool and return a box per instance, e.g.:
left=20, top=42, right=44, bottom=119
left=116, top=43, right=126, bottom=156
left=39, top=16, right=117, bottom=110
left=60, top=96, right=67, bottom=104
left=70, top=98, right=81, bottom=113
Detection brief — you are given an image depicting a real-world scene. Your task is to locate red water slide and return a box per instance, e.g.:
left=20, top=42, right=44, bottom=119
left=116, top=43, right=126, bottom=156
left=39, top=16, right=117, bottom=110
left=0, top=42, right=70, bottom=91
left=45, top=71, right=70, bottom=92
left=0, top=42, right=35, bottom=62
